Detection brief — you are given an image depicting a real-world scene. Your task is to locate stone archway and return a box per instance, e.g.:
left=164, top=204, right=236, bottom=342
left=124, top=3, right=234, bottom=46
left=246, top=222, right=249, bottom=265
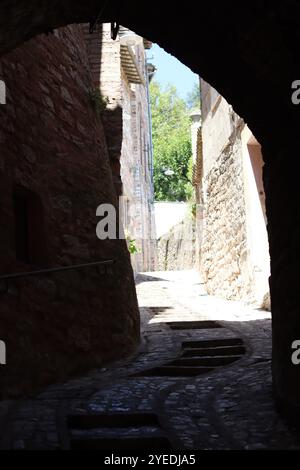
left=1, top=0, right=300, bottom=419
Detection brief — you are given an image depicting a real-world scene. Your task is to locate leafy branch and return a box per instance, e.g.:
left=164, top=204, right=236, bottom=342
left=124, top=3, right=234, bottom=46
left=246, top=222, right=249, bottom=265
left=88, top=88, right=109, bottom=116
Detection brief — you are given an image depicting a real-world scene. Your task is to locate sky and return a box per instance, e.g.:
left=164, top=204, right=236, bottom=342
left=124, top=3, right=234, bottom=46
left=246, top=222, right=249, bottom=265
left=147, top=43, right=199, bottom=101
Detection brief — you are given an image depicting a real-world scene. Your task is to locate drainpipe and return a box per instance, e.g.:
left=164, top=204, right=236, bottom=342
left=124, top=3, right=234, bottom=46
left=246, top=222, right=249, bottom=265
left=145, top=61, right=156, bottom=202
left=145, top=60, right=157, bottom=269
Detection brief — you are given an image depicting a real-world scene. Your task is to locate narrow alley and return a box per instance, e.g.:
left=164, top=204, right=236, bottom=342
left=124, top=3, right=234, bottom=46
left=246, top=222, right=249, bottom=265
left=1, top=271, right=299, bottom=450
left=3, top=0, right=300, bottom=455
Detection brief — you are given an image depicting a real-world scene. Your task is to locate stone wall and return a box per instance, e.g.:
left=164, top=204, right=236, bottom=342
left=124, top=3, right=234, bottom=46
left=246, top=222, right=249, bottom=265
left=199, top=80, right=270, bottom=307
left=200, top=133, right=254, bottom=301
left=0, top=24, right=139, bottom=397
left=157, top=214, right=196, bottom=271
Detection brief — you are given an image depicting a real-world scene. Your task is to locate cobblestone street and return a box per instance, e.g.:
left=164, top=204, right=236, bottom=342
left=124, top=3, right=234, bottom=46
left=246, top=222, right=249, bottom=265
left=1, top=270, right=300, bottom=450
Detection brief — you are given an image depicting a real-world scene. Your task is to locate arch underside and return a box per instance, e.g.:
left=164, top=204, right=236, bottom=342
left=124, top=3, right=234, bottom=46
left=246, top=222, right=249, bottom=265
left=0, top=0, right=300, bottom=418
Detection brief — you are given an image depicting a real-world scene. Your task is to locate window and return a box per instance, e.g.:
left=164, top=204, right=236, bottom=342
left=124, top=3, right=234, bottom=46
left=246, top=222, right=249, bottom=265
left=13, top=186, right=47, bottom=266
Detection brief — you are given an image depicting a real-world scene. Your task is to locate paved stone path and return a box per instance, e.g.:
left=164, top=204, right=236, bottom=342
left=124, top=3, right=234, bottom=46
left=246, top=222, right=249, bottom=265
left=1, top=270, right=300, bottom=450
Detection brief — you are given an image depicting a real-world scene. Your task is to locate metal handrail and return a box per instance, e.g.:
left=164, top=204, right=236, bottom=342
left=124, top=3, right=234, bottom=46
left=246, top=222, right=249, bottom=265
left=0, top=259, right=115, bottom=281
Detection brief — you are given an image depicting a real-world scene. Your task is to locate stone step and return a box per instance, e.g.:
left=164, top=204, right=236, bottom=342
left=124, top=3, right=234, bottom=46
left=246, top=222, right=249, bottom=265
left=166, top=320, right=223, bottom=330
left=67, top=412, right=172, bottom=450
left=70, top=435, right=172, bottom=450
left=133, top=365, right=215, bottom=377
left=182, top=345, right=246, bottom=357
left=70, top=425, right=163, bottom=440
left=67, top=412, right=160, bottom=429
left=148, top=307, right=174, bottom=315
left=182, top=338, right=243, bottom=349
left=169, top=355, right=242, bottom=367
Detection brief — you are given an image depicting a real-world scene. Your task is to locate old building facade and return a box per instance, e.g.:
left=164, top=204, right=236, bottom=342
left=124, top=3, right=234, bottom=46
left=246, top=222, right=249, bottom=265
left=196, top=80, right=270, bottom=308
left=0, top=22, right=155, bottom=396
left=86, top=24, right=156, bottom=273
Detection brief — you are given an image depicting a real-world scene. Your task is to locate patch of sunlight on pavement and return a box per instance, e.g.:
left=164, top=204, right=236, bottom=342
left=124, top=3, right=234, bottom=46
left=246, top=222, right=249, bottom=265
left=139, top=270, right=271, bottom=323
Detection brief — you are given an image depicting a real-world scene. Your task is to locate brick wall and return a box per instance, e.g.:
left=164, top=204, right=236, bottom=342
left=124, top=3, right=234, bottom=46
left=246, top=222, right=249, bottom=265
left=85, top=23, right=123, bottom=196
left=0, top=24, right=139, bottom=397
left=88, top=24, right=156, bottom=272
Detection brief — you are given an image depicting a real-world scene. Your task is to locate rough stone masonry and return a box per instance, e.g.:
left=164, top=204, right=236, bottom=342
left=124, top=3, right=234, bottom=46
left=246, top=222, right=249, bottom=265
left=201, top=136, right=253, bottom=302
left=0, top=24, right=139, bottom=397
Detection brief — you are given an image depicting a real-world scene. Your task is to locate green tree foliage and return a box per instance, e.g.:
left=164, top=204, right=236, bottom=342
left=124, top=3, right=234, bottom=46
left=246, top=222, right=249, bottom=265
left=150, top=81, right=193, bottom=201
left=186, top=82, right=201, bottom=110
